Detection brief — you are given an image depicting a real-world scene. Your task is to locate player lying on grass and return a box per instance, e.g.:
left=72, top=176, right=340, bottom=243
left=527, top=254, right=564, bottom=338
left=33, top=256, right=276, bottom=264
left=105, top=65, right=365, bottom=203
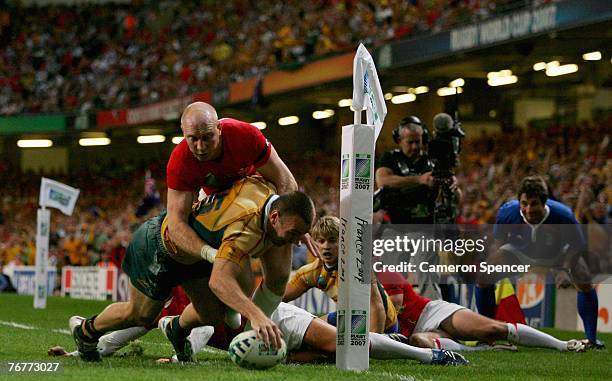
left=52, top=303, right=469, bottom=366
left=283, top=216, right=399, bottom=334
left=379, top=272, right=586, bottom=352
left=70, top=176, right=315, bottom=362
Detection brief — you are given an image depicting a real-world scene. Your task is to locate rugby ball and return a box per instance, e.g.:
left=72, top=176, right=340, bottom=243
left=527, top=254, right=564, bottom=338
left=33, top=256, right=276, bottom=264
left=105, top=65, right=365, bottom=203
left=228, top=330, right=287, bottom=369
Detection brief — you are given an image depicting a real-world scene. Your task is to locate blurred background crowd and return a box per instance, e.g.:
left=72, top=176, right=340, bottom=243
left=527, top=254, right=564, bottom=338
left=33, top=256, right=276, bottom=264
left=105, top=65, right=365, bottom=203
left=0, top=0, right=547, bottom=115
left=1, top=116, right=610, bottom=282
left=0, top=0, right=608, bottom=292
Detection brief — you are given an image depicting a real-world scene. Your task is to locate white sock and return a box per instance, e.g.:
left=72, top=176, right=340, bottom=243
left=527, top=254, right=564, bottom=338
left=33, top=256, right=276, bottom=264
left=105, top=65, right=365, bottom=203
left=224, top=309, right=242, bottom=329
left=433, top=338, right=495, bottom=352
left=369, top=332, right=433, bottom=363
left=98, top=326, right=149, bottom=356
left=188, top=326, right=215, bottom=354
left=245, top=283, right=282, bottom=330
left=507, top=323, right=566, bottom=351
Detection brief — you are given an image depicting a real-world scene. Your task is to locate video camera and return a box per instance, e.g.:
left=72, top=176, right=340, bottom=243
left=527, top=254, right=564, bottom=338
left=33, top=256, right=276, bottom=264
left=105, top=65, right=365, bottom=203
left=429, top=113, right=465, bottom=224
left=428, top=112, right=465, bottom=178
left=373, top=113, right=465, bottom=225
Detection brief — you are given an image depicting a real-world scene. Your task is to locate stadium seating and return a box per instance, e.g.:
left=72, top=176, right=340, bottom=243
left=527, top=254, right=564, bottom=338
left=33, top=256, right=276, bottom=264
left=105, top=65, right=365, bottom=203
left=1, top=0, right=526, bottom=115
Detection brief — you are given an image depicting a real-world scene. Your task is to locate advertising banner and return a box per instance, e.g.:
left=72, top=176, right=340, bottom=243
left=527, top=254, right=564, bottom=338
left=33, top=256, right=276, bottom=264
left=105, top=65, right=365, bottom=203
left=61, top=266, right=117, bottom=301
left=12, top=266, right=56, bottom=296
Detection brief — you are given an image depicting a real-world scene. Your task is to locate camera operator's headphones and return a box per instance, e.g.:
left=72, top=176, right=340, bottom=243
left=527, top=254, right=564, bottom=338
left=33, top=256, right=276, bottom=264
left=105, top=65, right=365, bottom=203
left=392, top=115, right=429, bottom=145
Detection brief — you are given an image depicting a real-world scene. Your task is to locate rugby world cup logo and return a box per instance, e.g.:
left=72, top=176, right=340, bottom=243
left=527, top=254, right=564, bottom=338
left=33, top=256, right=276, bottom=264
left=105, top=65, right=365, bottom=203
left=351, top=310, right=367, bottom=334
left=355, top=155, right=370, bottom=177
left=353, top=154, right=371, bottom=190
left=337, top=310, right=346, bottom=346
left=350, top=309, right=367, bottom=346
left=341, top=154, right=350, bottom=190
left=49, top=189, right=70, bottom=206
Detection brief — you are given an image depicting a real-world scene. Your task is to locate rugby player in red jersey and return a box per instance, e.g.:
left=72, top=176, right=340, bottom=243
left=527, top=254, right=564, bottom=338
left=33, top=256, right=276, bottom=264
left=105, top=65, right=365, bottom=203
left=379, top=272, right=585, bottom=352
left=69, top=102, right=313, bottom=361
left=164, top=102, right=313, bottom=356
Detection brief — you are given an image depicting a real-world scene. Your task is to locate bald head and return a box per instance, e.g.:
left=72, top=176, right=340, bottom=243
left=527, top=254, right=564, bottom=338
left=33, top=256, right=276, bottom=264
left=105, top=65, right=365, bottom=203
left=180, top=102, right=222, bottom=161
left=181, top=102, right=218, bottom=130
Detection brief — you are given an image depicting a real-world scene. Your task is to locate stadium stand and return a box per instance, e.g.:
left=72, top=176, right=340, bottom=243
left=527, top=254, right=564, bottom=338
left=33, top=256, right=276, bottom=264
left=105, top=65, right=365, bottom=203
left=0, top=0, right=609, bottom=292
left=1, top=0, right=538, bottom=115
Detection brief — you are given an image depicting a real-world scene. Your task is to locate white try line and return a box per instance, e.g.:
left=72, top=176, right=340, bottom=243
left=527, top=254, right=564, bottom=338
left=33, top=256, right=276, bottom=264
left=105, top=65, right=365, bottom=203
left=0, top=320, right=36, bottom=330
left=368, top=371, right=431, bottom=381
left=51, top=328, right=71, bottom=335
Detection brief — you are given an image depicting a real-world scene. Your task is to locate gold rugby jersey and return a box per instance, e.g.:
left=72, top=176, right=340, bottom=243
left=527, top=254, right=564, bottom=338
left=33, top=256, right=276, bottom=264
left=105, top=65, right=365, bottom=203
left=289, top=258, right=398, bottom=330
left=161, top=176, right=277, bottom=268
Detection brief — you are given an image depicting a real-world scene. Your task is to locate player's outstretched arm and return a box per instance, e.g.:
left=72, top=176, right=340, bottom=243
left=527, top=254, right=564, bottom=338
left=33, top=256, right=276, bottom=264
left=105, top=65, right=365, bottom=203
left=209, top=258, right=283, bottom=349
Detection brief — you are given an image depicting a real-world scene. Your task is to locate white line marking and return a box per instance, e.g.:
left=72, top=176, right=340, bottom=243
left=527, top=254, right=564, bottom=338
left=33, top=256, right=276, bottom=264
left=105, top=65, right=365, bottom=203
left=367, top=371, right=429, bottom=381
left=0, top=320, right=36, bottom=330
left=198, top=346, right=222, bottom=354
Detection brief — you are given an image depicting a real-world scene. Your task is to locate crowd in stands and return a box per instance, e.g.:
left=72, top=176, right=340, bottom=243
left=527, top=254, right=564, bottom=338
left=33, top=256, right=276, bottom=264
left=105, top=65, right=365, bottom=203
left=0, top=159, right=166, bottom=291
left=0, top=0, right=543, bottom=115
left=456, top=119, right=611, bottom=228
left=1, top=116, right=610, bottom=291
left=455, top=118, right=612, bottom=273
left=0, top=0, right=603, bottom=291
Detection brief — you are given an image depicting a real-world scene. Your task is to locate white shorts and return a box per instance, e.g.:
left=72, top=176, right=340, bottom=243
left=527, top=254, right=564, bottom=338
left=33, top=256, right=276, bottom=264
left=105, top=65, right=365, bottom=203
left=271, top=302, right=316, bottom=351
left=413, top=300, right=465, bottom=334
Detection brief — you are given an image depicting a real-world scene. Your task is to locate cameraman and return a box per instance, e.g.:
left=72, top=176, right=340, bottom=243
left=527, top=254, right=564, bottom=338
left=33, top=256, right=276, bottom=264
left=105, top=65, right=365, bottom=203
left=375, top=114, right=461, bottom=299
left=375, top=116, right=461, bottom=224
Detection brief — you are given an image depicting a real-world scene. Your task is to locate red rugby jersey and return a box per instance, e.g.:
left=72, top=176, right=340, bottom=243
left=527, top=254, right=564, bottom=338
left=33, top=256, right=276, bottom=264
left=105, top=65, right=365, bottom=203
left=167, top=118, right=271, bottom=194
left=379, top=271, right=431, bottom=336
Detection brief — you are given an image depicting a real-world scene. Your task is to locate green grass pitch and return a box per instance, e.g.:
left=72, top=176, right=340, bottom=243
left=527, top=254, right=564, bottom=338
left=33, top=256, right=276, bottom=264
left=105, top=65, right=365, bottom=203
left=0, top=293, right=610, bottom=381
